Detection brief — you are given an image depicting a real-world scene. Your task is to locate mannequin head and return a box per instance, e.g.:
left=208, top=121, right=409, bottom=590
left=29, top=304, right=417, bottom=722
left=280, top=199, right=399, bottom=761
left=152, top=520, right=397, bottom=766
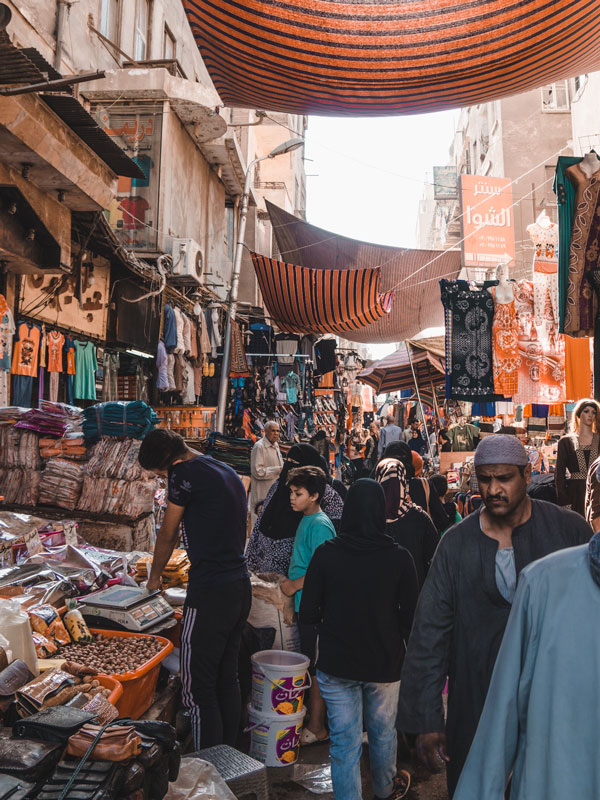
left=496, top=262, right=509, bottom=282
left=571, top=398, right=600, bottom=434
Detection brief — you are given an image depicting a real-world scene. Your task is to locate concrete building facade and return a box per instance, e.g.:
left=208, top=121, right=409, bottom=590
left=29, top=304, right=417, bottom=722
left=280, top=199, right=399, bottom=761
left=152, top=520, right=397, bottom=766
left=417, top=81, right=577, bottom=280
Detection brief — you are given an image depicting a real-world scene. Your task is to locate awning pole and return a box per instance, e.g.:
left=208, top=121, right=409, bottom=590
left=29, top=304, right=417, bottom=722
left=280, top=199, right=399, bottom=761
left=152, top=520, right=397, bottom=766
left=407, top=344, right=435, bottom=462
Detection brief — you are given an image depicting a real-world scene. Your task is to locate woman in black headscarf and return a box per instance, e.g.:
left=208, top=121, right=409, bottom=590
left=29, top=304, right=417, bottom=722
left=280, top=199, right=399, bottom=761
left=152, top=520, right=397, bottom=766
left=246, top=443, right=344, bottom=575
left=382, top=441, right=450, bottom=535
left=300, top=480, right=417, bottom=800
left=375, top=454, right=440, bottom=588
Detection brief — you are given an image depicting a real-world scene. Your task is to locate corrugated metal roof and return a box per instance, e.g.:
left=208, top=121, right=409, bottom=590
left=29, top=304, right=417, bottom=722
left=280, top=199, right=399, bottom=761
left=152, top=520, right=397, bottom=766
left=41, top=94, right=145, bottom=179
left=0, top=31, right=45, bottom=85
left=20, top=47, right=71, bottom=92
left=267, top=201, right=462, bottom=343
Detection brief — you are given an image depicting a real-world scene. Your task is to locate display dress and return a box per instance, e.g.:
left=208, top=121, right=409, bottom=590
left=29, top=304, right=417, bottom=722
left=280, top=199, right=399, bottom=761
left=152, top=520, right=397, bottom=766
left=440, top=279, right=496, bottom=400
left=564, top=162, right=600, bottom=336
left=555, top=432, right=600, bottom=516
left=490, top=286, right=519, bottom=398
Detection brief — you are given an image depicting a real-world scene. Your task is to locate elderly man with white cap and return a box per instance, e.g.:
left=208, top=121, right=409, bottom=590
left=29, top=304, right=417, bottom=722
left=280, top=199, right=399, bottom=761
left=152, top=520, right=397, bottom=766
left=397, top=435, right=592, bottom=798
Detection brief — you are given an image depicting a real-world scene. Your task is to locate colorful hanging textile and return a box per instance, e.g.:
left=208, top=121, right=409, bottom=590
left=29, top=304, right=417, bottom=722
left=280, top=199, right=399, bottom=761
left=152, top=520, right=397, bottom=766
left=229, top=321, right=250, bottom=376
left=490, top=286, right=519, bottom=398
left=251, top=252, right=393, bottom=335
left=183, top=0, right=600, bottom=116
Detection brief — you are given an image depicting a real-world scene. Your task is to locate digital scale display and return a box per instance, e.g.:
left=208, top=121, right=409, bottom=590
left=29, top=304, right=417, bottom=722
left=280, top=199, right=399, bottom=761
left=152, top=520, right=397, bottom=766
left=78, top=585, right=175, bottom=632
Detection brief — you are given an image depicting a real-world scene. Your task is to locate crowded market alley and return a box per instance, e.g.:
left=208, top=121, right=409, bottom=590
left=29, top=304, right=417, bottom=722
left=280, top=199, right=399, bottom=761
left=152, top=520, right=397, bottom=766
left=0, top=1, right=600, bottom=799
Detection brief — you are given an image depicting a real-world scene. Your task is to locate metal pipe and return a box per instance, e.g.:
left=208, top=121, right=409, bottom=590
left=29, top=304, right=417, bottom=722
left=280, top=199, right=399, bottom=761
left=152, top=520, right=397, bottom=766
left=0, top=71, right=106, bottom=96
left=53, top=0, right=67, bottom=71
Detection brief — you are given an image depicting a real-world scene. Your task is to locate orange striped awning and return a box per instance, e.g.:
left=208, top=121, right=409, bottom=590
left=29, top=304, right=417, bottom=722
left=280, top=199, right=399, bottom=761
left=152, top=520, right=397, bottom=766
left=182, top=0, right=600, bottom=115
left=250, top=252, right=394, bottom=334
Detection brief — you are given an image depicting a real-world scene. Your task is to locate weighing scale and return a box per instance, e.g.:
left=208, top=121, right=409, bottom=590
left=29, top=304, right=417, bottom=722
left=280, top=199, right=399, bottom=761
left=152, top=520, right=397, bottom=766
left=78, top=585, right=174, bottom=632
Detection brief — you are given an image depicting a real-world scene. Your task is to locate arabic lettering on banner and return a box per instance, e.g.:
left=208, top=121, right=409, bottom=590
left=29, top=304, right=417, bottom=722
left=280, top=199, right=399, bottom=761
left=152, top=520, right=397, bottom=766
left=460, top=175, right=515, bottom=267
left=92, top=104, right=162, bottom=251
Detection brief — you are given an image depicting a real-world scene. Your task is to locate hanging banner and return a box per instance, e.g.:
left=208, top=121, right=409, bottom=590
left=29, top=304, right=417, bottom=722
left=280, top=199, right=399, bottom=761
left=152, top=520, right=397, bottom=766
left=460, top=175, right=515, bottom=267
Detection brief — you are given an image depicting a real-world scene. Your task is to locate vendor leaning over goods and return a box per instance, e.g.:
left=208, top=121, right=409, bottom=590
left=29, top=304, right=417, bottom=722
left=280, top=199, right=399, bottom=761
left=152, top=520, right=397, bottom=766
left=138, top=429, right=251, bottom=751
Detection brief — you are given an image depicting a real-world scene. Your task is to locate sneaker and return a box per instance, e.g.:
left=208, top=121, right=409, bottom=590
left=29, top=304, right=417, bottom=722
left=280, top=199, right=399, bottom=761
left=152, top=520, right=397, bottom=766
left=374, top=770, right=411, bottom=800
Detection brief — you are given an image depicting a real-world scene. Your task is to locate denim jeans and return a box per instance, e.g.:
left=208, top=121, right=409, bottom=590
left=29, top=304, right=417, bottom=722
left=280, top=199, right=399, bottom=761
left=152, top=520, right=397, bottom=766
left=317, top=670, right=400, bottom=800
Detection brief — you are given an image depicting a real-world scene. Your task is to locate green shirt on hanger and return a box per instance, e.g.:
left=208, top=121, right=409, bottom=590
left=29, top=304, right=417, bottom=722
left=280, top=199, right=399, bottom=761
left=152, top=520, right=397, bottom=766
left=73, top=340, right=97, bottom=400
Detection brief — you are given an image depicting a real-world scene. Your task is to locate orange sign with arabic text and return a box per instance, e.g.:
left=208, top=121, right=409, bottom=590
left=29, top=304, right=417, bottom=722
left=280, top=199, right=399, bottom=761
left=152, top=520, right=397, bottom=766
left=460, top=175, right=515, bottom=267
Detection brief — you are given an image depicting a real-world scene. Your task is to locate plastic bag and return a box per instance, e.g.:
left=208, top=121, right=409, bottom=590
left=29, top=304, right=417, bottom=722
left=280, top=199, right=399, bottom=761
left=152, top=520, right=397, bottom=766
left=292, top=763, right=333, bottom=794
left=164, top=758, right=236, bottom=799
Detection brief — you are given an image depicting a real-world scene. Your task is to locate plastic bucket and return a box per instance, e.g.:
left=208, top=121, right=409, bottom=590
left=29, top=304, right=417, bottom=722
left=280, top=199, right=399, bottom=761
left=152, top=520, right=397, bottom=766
left=247, top=705, right=306, bottom=766
left=250, top=649, right=310, bottom=716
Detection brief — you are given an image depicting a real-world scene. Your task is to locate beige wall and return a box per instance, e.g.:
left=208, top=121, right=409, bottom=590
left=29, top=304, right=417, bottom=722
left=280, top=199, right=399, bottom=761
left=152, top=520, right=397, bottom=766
left=571, top=72, right=600, bottom=156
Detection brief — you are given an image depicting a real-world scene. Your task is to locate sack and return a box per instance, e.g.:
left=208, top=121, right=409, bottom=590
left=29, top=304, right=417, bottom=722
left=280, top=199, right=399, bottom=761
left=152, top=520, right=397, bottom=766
left=13, top=705, right=96, bottom=743
left=67, top=722, right=142, bottom=762
left=0, top=728, right=62, bottom=783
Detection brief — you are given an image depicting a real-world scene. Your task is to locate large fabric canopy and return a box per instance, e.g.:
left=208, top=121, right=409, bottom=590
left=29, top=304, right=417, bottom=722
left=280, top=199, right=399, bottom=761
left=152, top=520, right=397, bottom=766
left=251, top=251, right=393, bottom=334
left=267, top=201, right=461, bottom=342
left=358, top=338, right=445, bottom=394
left=182, top=0, right=600, bottom=116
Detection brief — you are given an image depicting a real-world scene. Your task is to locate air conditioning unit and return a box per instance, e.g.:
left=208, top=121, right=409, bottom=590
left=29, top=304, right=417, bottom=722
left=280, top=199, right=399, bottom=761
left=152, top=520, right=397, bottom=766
left=170, top=238, right=203, bottom=285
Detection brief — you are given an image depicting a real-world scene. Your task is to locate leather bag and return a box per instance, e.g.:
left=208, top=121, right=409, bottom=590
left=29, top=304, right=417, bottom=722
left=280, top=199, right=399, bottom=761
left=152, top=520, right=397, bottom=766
left=67, top=723, right=142, bottom=762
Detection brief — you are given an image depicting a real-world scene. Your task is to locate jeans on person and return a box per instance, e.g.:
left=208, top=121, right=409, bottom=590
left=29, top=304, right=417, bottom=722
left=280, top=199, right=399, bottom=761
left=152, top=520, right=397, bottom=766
left=182, top=577, right=251, bottom=749
left=317, top=670, right=400, bottom=800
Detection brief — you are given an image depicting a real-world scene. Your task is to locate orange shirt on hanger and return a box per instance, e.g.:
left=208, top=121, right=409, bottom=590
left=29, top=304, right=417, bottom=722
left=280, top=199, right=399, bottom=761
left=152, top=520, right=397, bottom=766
left=11, top=322, right=40, bottom=377
left=47, top=331, right=65, bottom=373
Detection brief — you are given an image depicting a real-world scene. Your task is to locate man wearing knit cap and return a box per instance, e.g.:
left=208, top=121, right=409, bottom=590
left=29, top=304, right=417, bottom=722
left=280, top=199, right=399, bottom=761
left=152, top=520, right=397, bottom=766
left=398, top=435, right=592, bottom=797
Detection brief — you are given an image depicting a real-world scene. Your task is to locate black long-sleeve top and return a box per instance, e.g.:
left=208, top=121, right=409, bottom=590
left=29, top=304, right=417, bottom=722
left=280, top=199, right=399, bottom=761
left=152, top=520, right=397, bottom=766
left=386, top=506, right=440, bottom=587
left=299, top=536, right=419, bottom=683
left=397, top=499, right=592, bottom=796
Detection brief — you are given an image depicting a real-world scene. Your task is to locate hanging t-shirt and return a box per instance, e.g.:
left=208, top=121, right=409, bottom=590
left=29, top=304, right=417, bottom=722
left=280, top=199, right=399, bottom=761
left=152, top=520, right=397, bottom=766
left=282, top=371, right=300, bottom=403
left=0, top=295, right=15, bottom=372
left=11, top=322, right=41, bottom=377
left=47, top=331, right=65, bottom=373
left=447, top=423, right=480, bottom=451
left=119, top=197, right=150, bottom=229
left=315, top=338, right=337, bottom=374
left=65, top=337, right=76, bottom=376
left=73, top=340, right=97, bottom=400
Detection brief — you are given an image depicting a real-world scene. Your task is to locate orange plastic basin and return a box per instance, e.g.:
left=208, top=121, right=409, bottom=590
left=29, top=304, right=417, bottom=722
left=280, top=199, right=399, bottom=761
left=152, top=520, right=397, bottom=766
left=95, top=674, right=123, bottom=705
left=89, top=629, right=173, bottom=719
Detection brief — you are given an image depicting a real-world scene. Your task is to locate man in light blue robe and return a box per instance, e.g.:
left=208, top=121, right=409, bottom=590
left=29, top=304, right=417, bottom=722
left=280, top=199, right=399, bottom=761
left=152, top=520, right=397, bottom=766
left=454, top=533, right=600, bottom=800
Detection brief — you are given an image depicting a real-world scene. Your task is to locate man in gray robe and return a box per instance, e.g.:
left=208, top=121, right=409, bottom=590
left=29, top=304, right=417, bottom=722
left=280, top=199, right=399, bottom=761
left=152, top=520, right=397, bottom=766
left=397, top=435, right=592, bottom=796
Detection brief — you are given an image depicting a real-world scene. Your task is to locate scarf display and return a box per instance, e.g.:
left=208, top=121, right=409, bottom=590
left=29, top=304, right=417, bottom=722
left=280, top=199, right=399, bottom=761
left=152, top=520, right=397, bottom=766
left=258, top=443, right=325, bottom=540
left=338, top=478, right=396, bottom=552
left=375, top=458, right=418, bottom=523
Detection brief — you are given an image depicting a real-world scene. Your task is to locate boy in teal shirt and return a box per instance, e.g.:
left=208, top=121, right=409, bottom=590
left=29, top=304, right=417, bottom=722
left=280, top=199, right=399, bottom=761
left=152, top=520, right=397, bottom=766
left=281, top=465, right=335, bottom=745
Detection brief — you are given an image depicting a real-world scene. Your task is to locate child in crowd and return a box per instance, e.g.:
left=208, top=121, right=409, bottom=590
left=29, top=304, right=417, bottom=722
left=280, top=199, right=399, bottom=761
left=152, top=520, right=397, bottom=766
left=281, top=465, right=336, bottom=745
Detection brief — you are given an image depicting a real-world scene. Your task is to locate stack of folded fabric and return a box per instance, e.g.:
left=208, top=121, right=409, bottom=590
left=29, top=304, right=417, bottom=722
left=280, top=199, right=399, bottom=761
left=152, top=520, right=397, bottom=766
left=77, top=476, right=155, bottom=519
left=205, top=433, right=252, bottom=475
left=39, top=459, right=85, bottom=510
left=16, top=402, right=83, bottom=438
left=85, top=438, right=152, bottom=480
left=0, top=467, right=42, bottom=505
left=82, top=401, right=158, bottom=442
left=39, top=433, right=87, bottom=461
left=0, top=427, right=42, bottom=470
left=135, top=549, right=190, bottom=587
left=0, top=407, right=25, bottom=424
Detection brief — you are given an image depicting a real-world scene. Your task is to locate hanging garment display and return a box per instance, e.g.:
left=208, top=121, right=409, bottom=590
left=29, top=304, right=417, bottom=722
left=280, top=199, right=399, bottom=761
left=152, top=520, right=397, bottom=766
left=163, top=304, right=178, bottom=351
left=513, top=280, right=566, bottom=404
left=527, top=217, right=558, bottom=273
left=10, top=321, right=41, bottom=377
left=440, top=280, right=496, bottom=400
left=281, top=370, right=300, bottom=403
left=73, top=341, right=97, bottom=401
left=490, top=286, right=519, bottom=398
left=229, top=321, right=250, bottom=376
left=0, top=294, right=14, bottom=406
left=173, top=306, right=185, bottom=354
left=47, top=329, right=64, bottom=406
left=156, top=340, right=169, bottom=391
left=554, top=155, right=585, bottom=333
left=564, top=157, right=600, bottom=337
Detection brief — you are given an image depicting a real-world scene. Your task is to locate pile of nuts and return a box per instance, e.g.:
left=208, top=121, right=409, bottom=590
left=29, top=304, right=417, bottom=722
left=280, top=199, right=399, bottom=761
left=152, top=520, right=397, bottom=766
left=59, top=634, right=163, bottom=674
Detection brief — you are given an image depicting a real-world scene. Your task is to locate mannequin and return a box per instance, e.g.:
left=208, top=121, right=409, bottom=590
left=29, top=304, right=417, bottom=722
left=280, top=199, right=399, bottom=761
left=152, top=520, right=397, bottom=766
left=488, top=261, right=514, bottom=303
left=555, top=398, right=600, bottom=516
left=579, top=151, right=600, bottom=179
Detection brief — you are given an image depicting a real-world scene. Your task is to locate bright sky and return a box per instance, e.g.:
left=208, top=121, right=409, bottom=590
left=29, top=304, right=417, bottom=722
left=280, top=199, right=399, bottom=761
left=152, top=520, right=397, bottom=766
left=304, top=111, right=458, bottom=359
left=304, top=111, right=458, bottom=249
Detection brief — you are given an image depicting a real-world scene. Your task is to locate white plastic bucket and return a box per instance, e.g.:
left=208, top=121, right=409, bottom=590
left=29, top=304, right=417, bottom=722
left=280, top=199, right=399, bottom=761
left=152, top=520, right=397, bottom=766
left=247, top=705, right=306, bottom=767
left=250, top=649, right=310, bottom=716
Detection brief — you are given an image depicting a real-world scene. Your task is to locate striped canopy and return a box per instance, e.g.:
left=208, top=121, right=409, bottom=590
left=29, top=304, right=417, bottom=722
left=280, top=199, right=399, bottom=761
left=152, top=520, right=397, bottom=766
left=267, top=201, right=461, bottom=342
left=358, top=339, right=445, bottom=394
left=250, top=251, right=393, bottom=334
left=182, top=0, right=600, bottom=115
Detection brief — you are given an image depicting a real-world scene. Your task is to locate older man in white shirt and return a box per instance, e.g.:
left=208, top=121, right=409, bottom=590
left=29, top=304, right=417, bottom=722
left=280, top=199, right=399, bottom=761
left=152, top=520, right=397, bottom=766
left=250, top=421, right=283, bottom=524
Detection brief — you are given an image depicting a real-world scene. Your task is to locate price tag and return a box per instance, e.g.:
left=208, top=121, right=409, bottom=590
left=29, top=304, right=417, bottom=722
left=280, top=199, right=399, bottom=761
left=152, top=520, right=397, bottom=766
left=22, top=526, right=43, bottom=556
left=63, top=521, right=78, bottom=546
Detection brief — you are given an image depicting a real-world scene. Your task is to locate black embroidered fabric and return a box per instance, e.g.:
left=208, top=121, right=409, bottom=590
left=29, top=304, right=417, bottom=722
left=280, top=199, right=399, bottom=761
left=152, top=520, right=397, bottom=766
left=440, top=279, right=498, bottom=400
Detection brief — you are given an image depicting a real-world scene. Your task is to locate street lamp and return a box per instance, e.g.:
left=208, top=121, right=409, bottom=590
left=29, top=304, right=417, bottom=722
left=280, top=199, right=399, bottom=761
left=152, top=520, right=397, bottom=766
left=215, top=136, right=305, bottom=433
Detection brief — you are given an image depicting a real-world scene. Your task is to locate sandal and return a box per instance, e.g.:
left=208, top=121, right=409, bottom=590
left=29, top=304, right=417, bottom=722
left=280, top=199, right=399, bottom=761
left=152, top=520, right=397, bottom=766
left=299, top=728, right=330, bottom=746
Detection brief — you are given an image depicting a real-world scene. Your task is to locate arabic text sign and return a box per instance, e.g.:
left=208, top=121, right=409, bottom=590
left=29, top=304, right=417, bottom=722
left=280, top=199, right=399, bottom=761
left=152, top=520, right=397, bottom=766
left=460, top=175, right=515, bottom=267
left=433, top=166, right=458, bottom=199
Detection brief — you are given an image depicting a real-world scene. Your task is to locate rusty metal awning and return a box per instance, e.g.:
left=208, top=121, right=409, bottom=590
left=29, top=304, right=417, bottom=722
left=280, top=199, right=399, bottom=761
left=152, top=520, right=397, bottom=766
left=40, top=94, right=145, bottom=179
left=0, top=31, right=45, bottom=85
